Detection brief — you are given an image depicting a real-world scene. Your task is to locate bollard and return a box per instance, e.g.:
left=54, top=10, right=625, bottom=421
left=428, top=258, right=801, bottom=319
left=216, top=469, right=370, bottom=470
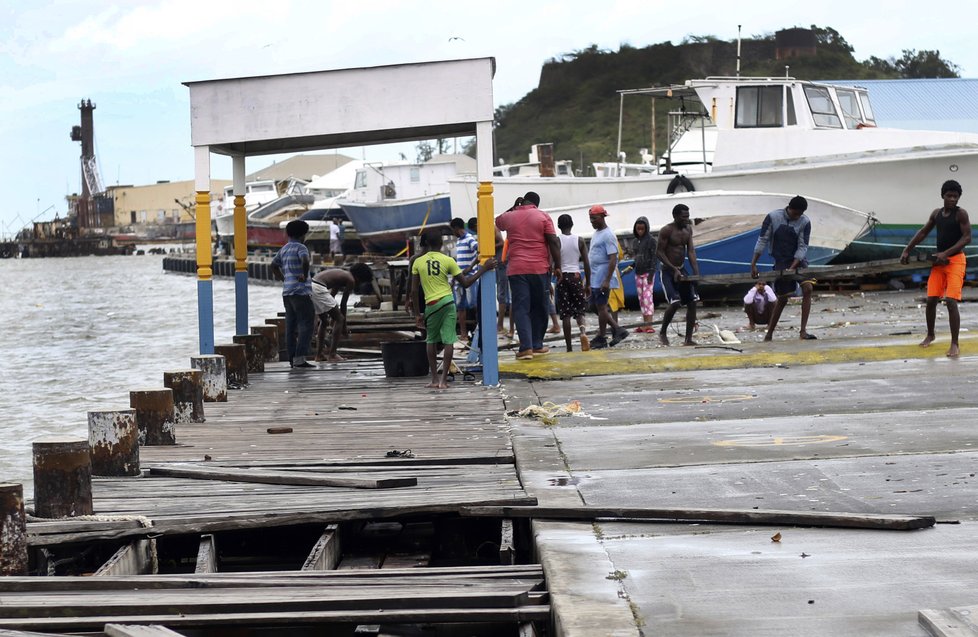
left=163, top=369, right=205, bottom=424
left=265, top=317, right=288, bottom=362
left=250, top=324, right=279, bottom=361
left=130, top=388, right=176, bottom=445
left=88, top=409, right=140, bottom=477
left=32, top=439, right=94, bottom=518
left=214, top=343, right=248, bottom=387
left=232, top=334, right=266, bottom=373
left=0, top=483, right=28, bottom=575
left=191, top=354, right=228, bottom=402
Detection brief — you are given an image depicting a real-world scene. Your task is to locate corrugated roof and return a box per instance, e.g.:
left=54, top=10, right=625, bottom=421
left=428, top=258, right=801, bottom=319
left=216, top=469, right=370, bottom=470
left=824, top=78, right=978, bottom=132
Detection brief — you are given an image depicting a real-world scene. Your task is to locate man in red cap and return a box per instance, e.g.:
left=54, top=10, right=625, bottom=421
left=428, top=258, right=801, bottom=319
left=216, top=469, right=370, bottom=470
left=587, top=205, right=628, bottom=348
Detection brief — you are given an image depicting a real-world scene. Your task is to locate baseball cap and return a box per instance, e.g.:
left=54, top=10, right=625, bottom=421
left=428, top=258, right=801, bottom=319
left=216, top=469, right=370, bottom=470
left=588, top=204, right=608, bottom=216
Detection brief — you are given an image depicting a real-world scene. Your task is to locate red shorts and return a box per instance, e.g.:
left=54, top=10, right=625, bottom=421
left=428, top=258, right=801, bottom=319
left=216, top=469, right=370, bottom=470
left=927, top=252, right=966, bottom=301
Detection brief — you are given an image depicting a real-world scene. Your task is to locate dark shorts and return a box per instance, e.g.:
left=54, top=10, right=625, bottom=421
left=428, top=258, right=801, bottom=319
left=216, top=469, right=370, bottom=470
left=773, top=262, right=815, bottom=296
left=590, top=287, right=611, bottom=307
left=659, top=267, right=699, bottom=306
left=556, top=273, right=588, bottom=319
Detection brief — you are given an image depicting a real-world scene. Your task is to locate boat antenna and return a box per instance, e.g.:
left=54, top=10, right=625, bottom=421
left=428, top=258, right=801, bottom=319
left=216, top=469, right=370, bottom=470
left=736, top=25, right=742, bottom=78
left=785, top=65, right=790, bottom=78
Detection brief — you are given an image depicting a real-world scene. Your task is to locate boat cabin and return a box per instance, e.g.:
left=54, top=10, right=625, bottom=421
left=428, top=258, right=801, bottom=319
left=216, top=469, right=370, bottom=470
left=345, top=154, right=476, bottom=204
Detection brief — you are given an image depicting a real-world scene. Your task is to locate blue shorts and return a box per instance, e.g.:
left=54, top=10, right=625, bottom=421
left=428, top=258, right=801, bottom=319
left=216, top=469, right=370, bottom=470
left=590, top=287, right=611, bottom=307
left=454, top=280, right=479, bottom=310
left=496, top=263, right=511, bottom=305
left=659, top=267, right=699, bottom=306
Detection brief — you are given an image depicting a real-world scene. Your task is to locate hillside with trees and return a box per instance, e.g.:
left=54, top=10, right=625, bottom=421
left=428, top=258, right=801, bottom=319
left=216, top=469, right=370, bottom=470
left=486, top=26, right=959, bottom=173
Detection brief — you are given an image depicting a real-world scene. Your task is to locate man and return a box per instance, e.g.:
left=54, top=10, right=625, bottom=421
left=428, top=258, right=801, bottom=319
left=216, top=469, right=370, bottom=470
left=750, top=195, right=816, bottom=342
left=900, top=179, right=972, bottom=358
left=410, top=229, right=495, bottom=389
left=328, top=218, right=343, bottom=259
left=271, top=219, right=315, bottom=368
left=743, top=280, right=777, bottom=330
left=656, top=204, right=700, bottom=346
left=555, top=214, right=591, bottom=352
left=495, top=192, right=561, bottom=360
left=587, top=205, right=628, bottom=348
left=310, top=268, right=356, bottom=363
left=450, top=217, right=479, bottom=341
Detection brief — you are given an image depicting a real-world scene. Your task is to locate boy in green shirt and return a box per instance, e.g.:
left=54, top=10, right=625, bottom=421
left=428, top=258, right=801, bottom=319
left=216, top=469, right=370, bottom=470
left=411, top=229, right=495, bottom=389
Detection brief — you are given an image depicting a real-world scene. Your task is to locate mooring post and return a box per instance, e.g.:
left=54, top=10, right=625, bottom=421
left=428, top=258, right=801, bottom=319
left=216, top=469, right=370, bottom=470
left=265, top=317, right=288, bottom=361
left=32, top=439, right=94, bottom=518
left=0, top=483, right=28, bottom=575
left=163, top=369, right=205, bottom=423
left=87, top=409, right=140, bottom=477
left=191, top=354, right=228, bottom=402
left=250, top=324, right=279, bottom=361
left=129, top=388, right=176, bottom=445
left=214, top=343, right=248, bottom=387
left=232, top=333, right=266, bottom=373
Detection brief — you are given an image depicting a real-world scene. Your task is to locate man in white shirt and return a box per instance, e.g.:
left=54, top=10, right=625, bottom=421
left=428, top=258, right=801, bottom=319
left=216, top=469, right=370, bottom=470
left=328, top=219, right=342, bottom=258
left=744, top=281, right=777, bottom=330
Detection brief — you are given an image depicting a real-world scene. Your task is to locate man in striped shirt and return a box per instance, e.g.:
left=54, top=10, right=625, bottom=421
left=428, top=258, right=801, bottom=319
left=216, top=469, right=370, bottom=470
left=271, top=220, right=316, bottom=368
left=451, top=217, right=479, bottom=340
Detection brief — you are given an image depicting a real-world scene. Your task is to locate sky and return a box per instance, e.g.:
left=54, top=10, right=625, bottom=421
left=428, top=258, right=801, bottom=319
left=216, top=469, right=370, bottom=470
left=2, top=0, right=975, bottom=237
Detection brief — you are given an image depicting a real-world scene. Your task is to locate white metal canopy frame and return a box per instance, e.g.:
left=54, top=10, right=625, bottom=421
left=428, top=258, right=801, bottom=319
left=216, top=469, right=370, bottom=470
left=184, top=57, right=502, bottom=384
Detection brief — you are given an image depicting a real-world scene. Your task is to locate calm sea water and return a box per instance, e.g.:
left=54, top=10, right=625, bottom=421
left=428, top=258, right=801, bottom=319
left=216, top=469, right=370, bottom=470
left=0, top=253, right=285, bottom=495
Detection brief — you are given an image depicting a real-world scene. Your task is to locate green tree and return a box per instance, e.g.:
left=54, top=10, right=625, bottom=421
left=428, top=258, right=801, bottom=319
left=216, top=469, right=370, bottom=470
left=415, top=141, right=434, bottom=163
left=895, top=49, right=960, bottom=78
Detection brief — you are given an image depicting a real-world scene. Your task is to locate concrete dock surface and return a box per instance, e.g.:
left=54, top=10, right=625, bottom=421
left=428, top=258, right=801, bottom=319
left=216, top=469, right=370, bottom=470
left=498, top=288, right=978, bottom=636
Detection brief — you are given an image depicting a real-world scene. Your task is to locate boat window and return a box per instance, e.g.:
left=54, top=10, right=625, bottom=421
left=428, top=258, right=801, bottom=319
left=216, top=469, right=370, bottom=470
left=410, top=166, right=420, bottom=183
left=804, top=86, right=842, bottom=128
left=735, top=86, right=783, bottom=128
left=836, top=89, right=862, bottom=128
left=786, top=89, right=797, bottom=126
left=858, top=90, right=876, bottom=124
left=354, top=170, right=367, bottom=189
left=251, top=184, right=275, bottom=192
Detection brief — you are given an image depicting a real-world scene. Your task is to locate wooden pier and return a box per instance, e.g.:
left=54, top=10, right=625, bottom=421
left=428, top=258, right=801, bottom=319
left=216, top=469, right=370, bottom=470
left=8, top=358, right=547, bottom=636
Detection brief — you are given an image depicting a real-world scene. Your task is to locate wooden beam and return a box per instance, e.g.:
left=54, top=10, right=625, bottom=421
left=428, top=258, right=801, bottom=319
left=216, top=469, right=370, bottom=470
left=94, top=540, right=155, bottom=576
left=148, top=465, right=418, bottom=489
left=686, top=254, right=932, bottom=285
left=195, top=534, right=218, bottom=574
left=459, top=506, right=935, bottom=531
left=301, top=525, right=341, bottom=571
left=499, top=519, right=515, bottom=566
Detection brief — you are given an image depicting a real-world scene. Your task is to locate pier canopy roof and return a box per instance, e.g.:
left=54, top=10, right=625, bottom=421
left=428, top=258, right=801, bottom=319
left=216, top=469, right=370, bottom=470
left=183, top=57, right=496, bottom=156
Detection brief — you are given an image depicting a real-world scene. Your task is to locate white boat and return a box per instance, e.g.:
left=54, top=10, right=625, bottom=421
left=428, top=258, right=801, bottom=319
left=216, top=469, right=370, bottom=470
left=449, top=76, right=978, bottom=260
left=540, top=190, right=873, bottom=276
left=214, top=179, right=313, bottom=247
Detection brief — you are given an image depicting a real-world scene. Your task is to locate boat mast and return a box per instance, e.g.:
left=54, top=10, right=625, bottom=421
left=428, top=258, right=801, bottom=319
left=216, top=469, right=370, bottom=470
left=616, top=93, right=624, bottom=170
left=736, top=25, right=742, bottom=78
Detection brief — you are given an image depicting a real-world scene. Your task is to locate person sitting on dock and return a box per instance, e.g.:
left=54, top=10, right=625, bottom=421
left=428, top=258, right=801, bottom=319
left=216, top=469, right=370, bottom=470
left=743, top=280, right=777, bottom=330
left=900, top=179, right=972, bottom=358
left=311, top=268, right=356, bottom=363
left=587, top=205, right=628, bottom=348
left=271, top=220, right=315, bottom=368
left=411, top=229, right=495, bottom=389
left=656, top=204, right=700, bottom=346
left=750, top=195, right=817, bottom=342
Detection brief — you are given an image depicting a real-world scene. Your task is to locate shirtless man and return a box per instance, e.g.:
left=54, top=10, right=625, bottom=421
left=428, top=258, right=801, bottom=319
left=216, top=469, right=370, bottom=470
left=309, top=264, right=373, bottom=362
left=901, top=179, right=972, bottom=358
left=656, top=204, right=699, bottom=346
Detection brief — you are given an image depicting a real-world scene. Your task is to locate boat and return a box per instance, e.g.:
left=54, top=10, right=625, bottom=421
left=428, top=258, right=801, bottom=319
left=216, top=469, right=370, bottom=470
left=339, top=154, right=476, bottom=254
left=214, top=179, right=314, bottom=248
left=544, top=190, right=873, bottom=277
left=450, top=75, right=978, bottom=260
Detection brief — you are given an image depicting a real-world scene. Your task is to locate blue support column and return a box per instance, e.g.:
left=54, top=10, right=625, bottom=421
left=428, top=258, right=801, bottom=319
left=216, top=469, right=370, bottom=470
left=235, top=270, right=249, bottom=336
left=197, top=278, right=214, bottom=354
left=479, top=269, right=498, bottom=384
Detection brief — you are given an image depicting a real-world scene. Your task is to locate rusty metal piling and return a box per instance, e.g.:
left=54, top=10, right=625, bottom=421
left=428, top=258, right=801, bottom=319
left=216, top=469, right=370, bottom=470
left=129, top=388, right=176, bottom=445
left=87, top=409, right=140, bottom=477
left=264, top=317, right=288, bottom=361
left=163, top=369, right=205, bottom=423
left=250, top=324, right=279, bottom=361
left=232, top=334, right=266, bottom=373
left=0, top=483, right=28, bottom=575
left=191, top=354, right=228, bottom=402
left=32, top=439, right=94, bottom=518
left=214, top=343, right=248, bottom=387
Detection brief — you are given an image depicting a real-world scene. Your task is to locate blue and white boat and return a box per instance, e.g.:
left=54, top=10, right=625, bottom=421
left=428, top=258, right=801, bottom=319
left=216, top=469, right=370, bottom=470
left=339, top=155, right=476, bottom=254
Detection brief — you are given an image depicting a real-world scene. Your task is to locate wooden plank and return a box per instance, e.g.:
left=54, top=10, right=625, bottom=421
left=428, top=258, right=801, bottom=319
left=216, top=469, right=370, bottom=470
left=195, top=534, right=218, bottom=574
left=104, top=625, right=187, bottom=637
left=519, top=621, right=540, bottom=637
left=685, top=254, right=932, bottom=285
left=499, top=519, right=515, bottom=565
left=148, top=465, right=418, bottom=489
left=94, top=539, right=155, bottom=576
left=381, top=553, right=430, bottom=569
left=301, top=525, right=341, bottom=571
left=460, top=505, right=935, bottom=531
left=918, top=608, right=978, bottom=637
left=338, top=555, right=384, bottom=570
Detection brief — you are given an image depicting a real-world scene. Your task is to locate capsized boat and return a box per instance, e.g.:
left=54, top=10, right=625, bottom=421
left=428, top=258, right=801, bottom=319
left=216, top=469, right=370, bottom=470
left=450, top=75, right=978, bottom=259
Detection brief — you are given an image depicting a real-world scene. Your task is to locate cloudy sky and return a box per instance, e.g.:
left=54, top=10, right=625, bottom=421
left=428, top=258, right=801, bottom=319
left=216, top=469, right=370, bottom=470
left=1, top=0, right=974, bottom=235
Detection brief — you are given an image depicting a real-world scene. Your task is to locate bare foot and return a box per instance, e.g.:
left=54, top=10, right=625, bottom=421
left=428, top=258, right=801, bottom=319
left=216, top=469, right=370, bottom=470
left=947, top=344, right=960, bottom=358
left=746, top=323, right=756, bottom=331
left=683, top=339, right=698, bottom=346
left=548, top=326, right=561, bottom=334
left=919, top=335, right=935, bottom=348
left=326, top=354, right=347, bottom=362
left=435, top=382, right=448, bottom=389
left=659, top=333, right=670, bottom=346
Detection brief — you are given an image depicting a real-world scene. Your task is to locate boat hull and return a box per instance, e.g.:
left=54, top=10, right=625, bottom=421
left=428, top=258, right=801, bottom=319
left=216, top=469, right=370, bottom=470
left=340, top=194, right=452, bottom=254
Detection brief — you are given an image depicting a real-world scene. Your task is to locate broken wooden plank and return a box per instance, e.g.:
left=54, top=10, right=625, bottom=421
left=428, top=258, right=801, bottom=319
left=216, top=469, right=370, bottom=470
left=195, top=534, right=217, bottom=574
left=104, top=625, right=188, bottom=637
left=148, top=464, right=418, bottom=489
left=94, top=539, right=156, bottom=577
left=460, top=505, right=935, bottom=531
left=499, top=519, right=515, bottom=565
left=685, top=254, right=932, bottom=285
left=301, top=525, right=341, bottom=571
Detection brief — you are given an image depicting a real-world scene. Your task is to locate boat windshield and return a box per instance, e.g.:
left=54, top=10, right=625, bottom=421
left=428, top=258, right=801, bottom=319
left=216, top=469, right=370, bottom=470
left=835, top=89, right=863, bottom=129
left=858, top=90, right=876, bottom=124
left=804, top=85, right=843, bottom=128
left=735, top=85, right=783, bottom=128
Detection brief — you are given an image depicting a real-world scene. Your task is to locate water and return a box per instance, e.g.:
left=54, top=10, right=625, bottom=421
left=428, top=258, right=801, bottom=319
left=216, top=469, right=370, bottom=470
left=0, top=253, right=285, bottom=495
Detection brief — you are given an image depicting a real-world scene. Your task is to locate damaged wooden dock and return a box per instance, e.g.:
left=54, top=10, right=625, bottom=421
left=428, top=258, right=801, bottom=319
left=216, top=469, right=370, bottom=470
left=12, top=360, right=545, bottom=636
